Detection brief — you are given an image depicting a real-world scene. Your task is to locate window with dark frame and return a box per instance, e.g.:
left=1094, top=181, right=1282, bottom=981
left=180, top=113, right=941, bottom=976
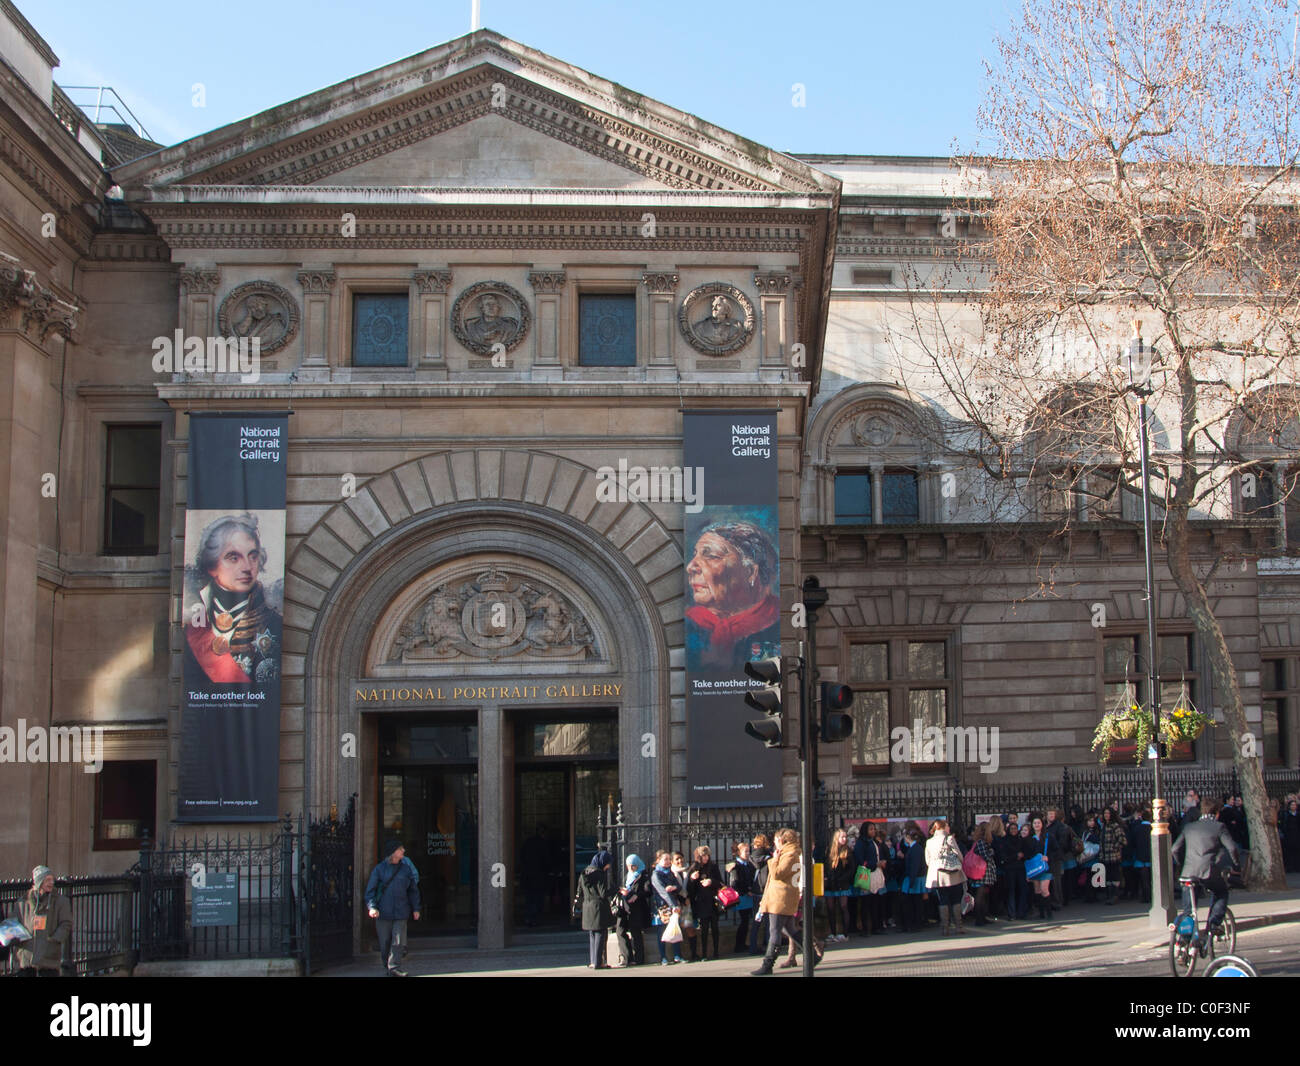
left=352, top=293, right=410, bottom=366
left=578, top=293, right=637, bottom=366
left=847, top=636, right=953, bottom=775
left=1101, top=632, right=1197, bottom=764
left=833, top=469, right=920, bottom=525
left=94, top=760, right=157, bottom=850
left=104, top=425, right=161, bottom=555
left=1262, top=656, right=1296, bottom=766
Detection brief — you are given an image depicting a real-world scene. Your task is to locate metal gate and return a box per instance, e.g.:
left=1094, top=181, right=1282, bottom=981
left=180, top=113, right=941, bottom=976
left=300, top=795, right=355, bottom=974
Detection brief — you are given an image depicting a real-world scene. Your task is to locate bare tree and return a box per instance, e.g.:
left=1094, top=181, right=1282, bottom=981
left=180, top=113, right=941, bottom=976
left=896, top=0, right=1300, bottom=888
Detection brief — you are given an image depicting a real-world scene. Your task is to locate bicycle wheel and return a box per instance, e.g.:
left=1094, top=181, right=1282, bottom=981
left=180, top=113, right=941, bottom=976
left=1168, top=929, right=1197, bottom=977
left=1210, top=909, right=1237, bottom=957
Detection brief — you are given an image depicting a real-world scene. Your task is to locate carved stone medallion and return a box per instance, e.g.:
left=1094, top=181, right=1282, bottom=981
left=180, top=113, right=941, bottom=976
left=217, top=281, right=299, bottom=355
left=678, top=282, right=755, bottom=356
left=852, top=415, right=897, bottom=448
left=389, top=568, right=596, bottom=663
left=450, top=282, right=531, bottom=356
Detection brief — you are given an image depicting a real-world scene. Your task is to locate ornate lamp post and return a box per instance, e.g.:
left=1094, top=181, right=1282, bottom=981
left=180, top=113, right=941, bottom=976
left=1122, top=322, right=1176, bottom=927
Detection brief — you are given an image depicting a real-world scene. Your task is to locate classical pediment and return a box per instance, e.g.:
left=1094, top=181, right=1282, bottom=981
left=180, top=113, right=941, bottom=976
left=114, top=31, right=837, bottom=199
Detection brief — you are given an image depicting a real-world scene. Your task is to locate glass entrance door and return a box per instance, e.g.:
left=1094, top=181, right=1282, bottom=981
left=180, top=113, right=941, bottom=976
left=512, top=711, right=619, bottom=928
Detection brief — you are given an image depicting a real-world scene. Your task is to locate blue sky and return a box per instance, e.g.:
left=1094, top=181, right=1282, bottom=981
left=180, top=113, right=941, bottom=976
left=31, top=0, right=1018, bottom=157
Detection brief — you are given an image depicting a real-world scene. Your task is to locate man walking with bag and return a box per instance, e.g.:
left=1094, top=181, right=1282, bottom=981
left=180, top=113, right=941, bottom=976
left=365, top=839, right=420, bottom=977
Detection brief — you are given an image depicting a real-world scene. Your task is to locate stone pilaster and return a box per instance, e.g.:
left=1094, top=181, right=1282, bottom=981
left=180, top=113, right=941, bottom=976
left=412, top=268, right=453, bottom=373
left=527, top=270, right=565, bottom=372
left=178, top=266, right=220, bottom=342
left=641, top=271, right=678, bottom=369
left=297, top=267, right=337, bottom=369
left=754, top=270, right=796, bottom=368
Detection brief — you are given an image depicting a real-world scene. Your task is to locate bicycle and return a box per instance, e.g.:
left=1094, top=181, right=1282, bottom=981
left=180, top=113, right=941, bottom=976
left=1168, top=876, right=1237, bottom=978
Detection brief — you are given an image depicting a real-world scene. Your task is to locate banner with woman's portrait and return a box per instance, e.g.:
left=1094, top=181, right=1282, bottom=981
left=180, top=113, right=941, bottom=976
left=177, top=413, right=288, bottom=821
left=683, top=410, right=782, bottom=805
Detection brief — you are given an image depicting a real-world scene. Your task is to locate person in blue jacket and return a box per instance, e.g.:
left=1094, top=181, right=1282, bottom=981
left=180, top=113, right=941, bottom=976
left=365, top=839, right=421, bottom=977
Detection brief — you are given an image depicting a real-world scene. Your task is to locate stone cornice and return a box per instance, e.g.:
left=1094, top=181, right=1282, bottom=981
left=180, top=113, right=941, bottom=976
left=804, top=521, right=1274, bottom=567
left=156, top=382, right=812, bottom=403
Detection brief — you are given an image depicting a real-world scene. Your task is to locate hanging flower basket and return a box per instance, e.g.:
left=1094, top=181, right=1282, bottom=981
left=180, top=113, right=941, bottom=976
left=1092, top=703, right=1154, bottom=764
left=1162, top=703, right=1212, bottom=744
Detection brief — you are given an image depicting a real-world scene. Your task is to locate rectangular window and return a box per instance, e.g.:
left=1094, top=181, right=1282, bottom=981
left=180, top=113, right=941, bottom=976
left=834, top=470, right=920, bottom=525
left=1101, top=632, right=1197, bottom=764
left=851, top=268, right=893, bottom=286
left=94, top=760, right=157, bottom=850
left=847, top=636, right=953, bottom=775
left=834, top=473, right=871, bottom=523
left=352, top=293, right=409, bottom=366
left=578, top=294, right=636, bottom=366
left=1262, top=657, right=1295, bottom=766
left=104, top=425, right=161, bottom=555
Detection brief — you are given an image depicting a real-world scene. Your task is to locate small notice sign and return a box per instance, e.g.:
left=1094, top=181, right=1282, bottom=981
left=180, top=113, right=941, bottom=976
left=192, top=872, right=238, bottom=927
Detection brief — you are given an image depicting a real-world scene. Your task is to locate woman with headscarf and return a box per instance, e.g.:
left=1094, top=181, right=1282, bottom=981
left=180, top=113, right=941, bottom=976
left=615, top=854, right=651, bottom=966
left=578, top=847, right=614, bottom=969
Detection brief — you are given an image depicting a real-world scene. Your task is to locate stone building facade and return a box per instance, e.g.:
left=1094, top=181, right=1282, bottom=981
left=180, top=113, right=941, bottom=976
left=2, top=9, right=1296, bottom=950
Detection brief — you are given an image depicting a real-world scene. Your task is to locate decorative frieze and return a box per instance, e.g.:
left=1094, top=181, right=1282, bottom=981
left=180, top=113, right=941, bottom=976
left=640, top=271, right=679, bottom=295
left=296, top=269, right=337, bottom=294
left=178, top=267, right=221, bottom=296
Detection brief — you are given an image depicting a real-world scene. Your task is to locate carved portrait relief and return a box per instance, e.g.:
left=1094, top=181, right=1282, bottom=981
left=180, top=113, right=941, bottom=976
left=450, top=282, right=531, bottom=355
left=678, top=282, right=755, bottom=356
left=216, top=281, right=300, bottom=355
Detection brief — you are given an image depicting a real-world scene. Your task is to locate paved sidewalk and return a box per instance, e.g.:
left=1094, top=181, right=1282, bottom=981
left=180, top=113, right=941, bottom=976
left=320, top=877, right=1300, bottom=977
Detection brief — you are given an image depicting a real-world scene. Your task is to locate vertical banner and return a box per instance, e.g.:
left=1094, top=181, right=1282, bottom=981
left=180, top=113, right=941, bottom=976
left=178, top=413, right=287, bottom=821
left=684, top=410, right=782, bottom=805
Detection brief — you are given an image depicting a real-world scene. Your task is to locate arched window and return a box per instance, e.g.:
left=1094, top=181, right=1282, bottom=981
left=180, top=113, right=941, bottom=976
left=1229, top=387, right=1300, bottom=554
left=806, top=387, right=940, bottom=527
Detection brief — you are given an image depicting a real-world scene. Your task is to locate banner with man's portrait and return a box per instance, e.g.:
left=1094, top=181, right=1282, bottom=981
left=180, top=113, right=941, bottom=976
left=178, top=413, right=288, bottom=821
left=683, top=410, right=782, bottom=805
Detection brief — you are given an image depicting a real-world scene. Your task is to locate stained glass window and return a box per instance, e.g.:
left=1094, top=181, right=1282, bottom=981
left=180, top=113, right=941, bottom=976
left=579, top=294, right=636, bottom=366
left=353, top=293, right=409, bottom=367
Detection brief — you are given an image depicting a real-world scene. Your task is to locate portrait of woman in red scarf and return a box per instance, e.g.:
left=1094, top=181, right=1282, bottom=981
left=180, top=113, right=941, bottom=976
left=685, top=520, right=780, bottom=671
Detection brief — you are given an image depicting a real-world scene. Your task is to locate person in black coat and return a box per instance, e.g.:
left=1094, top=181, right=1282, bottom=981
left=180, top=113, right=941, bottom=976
left=686, top=845, right=724, bottom=961
left=615, top=855, right=652, bottom=966
left=901, top=828, right=928, bottom=931
left=729, top=842, right=757, bottom=955
left=578, top=849, right=614, bottom=969
left=854, top=823, right=890, bottom=935
left=1281, top=799, right=1300, bottom=873
left=995, top=817, right=1026, bottom=919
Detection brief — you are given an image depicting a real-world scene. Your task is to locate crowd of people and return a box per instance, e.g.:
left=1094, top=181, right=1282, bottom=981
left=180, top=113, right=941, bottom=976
left=578, top=789, right=1298, bottom=972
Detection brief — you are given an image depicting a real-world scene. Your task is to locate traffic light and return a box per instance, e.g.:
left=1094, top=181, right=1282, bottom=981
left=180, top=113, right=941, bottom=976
left=820, top=682, right=854, bottom=743
left=744, top=656, right=783, bottom=747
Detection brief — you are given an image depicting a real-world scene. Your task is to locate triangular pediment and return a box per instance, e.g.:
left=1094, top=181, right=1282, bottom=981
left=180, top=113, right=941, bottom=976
left=114, top=31, right=837, bottom=198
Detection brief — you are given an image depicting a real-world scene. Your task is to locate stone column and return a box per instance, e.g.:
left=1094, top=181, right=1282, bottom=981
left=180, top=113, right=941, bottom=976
left=754, top=270, right=795, bottom=368
left=0, top=255, right=75, bottom=873
left=412, top=268, right=452, bottom=378
left=178, top=267, right=220, bottom=340
left=478, top=703, right=507, bottom=949
left=296, top=267, right=337, bottom=376
left=527, top=270, right=566, bottom=379
left=870, top=462, right=885, bottom=525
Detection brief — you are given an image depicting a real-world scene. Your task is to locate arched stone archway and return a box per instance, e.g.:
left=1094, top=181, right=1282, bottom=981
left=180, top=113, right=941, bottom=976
left=280, top=449, right=682, bottom=947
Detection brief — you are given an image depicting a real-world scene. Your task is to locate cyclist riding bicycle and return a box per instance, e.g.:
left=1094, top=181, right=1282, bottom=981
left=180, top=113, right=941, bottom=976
left=1170, top=796, right=1240, bottom=935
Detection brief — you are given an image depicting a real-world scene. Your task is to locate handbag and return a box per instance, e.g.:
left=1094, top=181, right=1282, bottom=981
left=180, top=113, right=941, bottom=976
left=661, top=911, right=683, bottom=944
left=1025, top=852, right=1049, bottom=880
left=937, top=838, right=962, bottom=873
left=961, top=848, right=987, bottom=881
left=868, top=869, right=885, bottom=894
left=854, top=864, right=873, bottom=891
left=717, top=886, right=740, bottom=908
left=961, top=890, right=974, bottom=915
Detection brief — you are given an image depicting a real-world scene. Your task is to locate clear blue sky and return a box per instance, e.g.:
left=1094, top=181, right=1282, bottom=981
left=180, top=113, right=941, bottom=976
left=32, top=0, right=1018, bottom=157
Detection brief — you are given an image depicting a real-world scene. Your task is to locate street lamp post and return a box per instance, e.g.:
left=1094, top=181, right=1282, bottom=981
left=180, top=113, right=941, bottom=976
left=1124, top=323, right=1176, bottom=928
